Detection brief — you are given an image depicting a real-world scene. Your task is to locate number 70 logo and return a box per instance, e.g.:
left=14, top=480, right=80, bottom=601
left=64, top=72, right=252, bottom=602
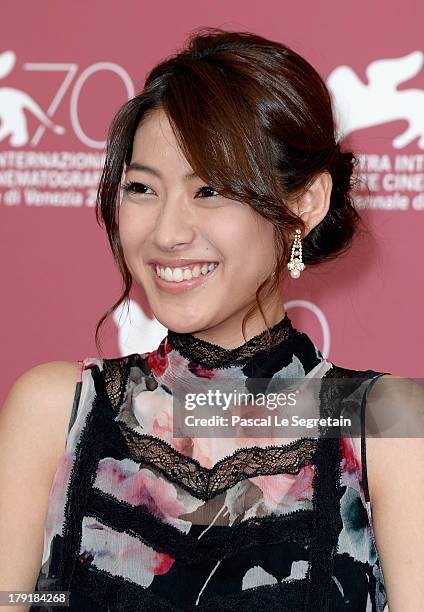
left=0, top=52, right=135, bottom=149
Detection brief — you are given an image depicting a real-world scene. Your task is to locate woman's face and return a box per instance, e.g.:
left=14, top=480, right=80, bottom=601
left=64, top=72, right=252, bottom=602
left=118, top=108, right=279, bottom=337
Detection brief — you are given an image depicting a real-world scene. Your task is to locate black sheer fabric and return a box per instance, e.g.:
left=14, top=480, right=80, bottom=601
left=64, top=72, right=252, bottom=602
left=166, top=313, right=294, bottom=369
left=31, top=315, right=390, bottom=611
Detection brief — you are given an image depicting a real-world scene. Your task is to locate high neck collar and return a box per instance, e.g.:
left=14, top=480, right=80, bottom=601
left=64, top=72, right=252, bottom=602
left=147, top=314, right=327, bottom=392
left=146, top=313, right=327, bottom=398
left=166, top=313, right=295, bottom=370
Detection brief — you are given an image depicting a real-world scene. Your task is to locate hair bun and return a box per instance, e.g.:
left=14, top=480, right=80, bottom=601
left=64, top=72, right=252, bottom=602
left=332, top=147, right=356, bottom=196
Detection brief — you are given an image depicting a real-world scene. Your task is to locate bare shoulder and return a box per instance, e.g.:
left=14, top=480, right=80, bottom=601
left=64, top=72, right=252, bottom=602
left=2, top=360, right=81, bottom=414
left=0, top=361, right=82, bottom=594
left=3, top=360, right=81, bottom=401
left=365, top=373, right=424, bottom=501
left=0, top=360, right=82, bottom=478
left=362, top=374, right=424, bottom=608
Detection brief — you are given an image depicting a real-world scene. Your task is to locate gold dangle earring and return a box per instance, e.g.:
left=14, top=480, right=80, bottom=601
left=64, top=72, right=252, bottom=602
left=287, top=229, right=305, bottom=279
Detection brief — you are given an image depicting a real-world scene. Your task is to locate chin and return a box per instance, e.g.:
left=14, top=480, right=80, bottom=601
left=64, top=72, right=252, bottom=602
left=153, top=311, right=212, bottom=335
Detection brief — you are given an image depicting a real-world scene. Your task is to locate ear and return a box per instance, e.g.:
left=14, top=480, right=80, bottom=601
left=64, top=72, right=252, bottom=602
left=290, top=171, right=333, bottom=237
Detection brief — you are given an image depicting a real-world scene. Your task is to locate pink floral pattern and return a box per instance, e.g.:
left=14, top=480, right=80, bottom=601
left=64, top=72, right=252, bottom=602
left=35, top=335, right=388, bottom=611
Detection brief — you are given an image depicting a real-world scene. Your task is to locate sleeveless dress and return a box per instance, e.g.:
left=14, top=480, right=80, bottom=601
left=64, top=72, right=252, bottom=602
left=32, top=314, right=390, bottom=611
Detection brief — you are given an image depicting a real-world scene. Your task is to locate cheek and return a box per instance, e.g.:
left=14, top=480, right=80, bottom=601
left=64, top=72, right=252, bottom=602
left=217, top=210, right=275, bottom=272
left=118, top=205, right=148, bottom=253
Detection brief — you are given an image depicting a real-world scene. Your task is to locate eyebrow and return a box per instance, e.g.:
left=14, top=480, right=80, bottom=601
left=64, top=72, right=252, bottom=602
left=127, top=162, right=197, bottom=180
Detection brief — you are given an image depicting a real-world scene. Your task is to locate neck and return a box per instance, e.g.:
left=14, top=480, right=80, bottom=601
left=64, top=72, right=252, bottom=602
left=174, top=303, right=287, bottom=351
left=151, top=310, right=325, bottom=380
left=166, top=311, right=294, bottom=371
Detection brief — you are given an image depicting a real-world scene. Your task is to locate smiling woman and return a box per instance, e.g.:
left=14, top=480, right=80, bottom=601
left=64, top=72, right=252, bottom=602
left=117, top=107, right=284, bottom=333
left=93, top=26, right=359, bottom=353
left=1, top=26, right=423, bottom=612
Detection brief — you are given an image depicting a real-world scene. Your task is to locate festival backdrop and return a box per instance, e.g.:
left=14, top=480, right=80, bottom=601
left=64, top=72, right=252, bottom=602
left=1, top=0, right=423, bottom=404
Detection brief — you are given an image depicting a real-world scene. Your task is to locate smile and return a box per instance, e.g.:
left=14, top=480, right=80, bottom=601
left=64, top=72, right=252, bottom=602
left=155, top=262, right=219, bottom=282
left=150, top=262, right=220, bottom=294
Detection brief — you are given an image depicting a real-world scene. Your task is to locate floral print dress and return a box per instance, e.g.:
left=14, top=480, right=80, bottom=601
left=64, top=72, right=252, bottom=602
left=32, top=314, right=389, bottom=611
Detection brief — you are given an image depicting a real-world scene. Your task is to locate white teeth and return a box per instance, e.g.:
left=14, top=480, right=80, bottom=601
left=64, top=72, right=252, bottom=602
left=172, top=267, right=184, bottom=282
left=154, top=262, right=218, bottom=282
left=164, top=267, right=174, bottom=281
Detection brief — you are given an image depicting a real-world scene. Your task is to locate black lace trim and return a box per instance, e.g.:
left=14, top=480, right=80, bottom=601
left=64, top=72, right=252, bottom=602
left=59, top=365, right=117, bottom=588
left=102, top=356, right=132, bottom=411
left=71, top=562, right=308, bottom=611
left=304, top=366, right=384, bottom=612
left=52, top=356, right=386, bottom=612
left=85, top=486, right=313, bottom=564
left=100, top=351, right=319, bottom=502
left=166, top=313, right=295, bottom=369
left=116, top=421, right=318, bottom=501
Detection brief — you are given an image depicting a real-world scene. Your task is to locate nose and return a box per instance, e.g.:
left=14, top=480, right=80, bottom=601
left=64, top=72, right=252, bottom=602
left=152, top=194, right=196, bottom=251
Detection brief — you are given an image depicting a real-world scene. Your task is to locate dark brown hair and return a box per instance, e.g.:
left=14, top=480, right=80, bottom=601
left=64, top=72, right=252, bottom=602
left=95, top=27, right=362, bottom=355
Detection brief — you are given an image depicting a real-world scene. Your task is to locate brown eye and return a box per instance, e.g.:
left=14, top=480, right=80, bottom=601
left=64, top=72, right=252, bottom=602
left=195, top=186, right=219, bottom=198
left=121, top=181, right=154, bottom=195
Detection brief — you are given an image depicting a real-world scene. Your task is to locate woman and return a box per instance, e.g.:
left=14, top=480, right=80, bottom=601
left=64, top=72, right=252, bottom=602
left=1, top=27, right=423, bottom=612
